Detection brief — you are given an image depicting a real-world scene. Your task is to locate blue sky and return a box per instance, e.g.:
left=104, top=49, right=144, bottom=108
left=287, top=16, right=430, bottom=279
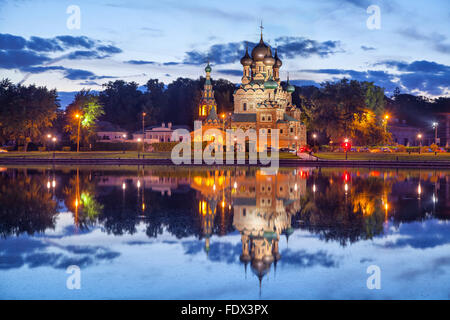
left=0, top=0, right=449, bottom=97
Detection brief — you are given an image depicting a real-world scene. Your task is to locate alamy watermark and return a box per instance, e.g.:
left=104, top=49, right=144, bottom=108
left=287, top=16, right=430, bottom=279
left=170, top=121, right=280, bottom=169
left=66, top=5, right=81, bottom=30
left=66, top=265, right=81, bottom=290
left=366, top=5, right=381, bottom=30
left=366, top=265, right=381, bottom=290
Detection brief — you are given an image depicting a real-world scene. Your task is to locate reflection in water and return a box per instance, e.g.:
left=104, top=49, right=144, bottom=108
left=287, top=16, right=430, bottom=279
left=0, top=166, right=449, bottom=299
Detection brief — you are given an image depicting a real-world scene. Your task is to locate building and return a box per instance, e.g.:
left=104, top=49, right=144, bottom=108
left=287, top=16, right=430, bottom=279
left=230, top=28, right=307, bottom=150
left=96, top=121, right=127, bottom=142
left=133, top=122, right=190, bottom=143
left=195, top=27, right=307, bottom=151
left=389, top=120, right=420, bottom=146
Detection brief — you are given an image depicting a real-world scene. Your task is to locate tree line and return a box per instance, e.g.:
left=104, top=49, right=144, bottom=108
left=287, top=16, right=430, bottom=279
left=0, top=77, right=448, bottom=150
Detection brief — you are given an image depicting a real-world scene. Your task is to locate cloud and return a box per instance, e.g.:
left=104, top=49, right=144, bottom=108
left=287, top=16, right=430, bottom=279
left=126, top=60, right=157, bottom=65
left=0, top=49, right=50, bottom=69
left=399, top=27, right=450, bottom=54
left=216, top=69, right=242, bottom=76
left=0, top=33, right=26, bottom=50
left=63, top=68, right=114, bottom=81
left=181, top=37, right=342, bottom=65
left=275, top=37, right=342, bottom=59
left=0, top=33, right=122, bottom=83
left=361, top=45, right=376, bottom=51
left=300, top=59, right=450, bottom=96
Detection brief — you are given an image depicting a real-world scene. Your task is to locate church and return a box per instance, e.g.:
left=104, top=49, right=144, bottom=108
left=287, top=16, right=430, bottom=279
left=197, top=27, right=307, bottom=150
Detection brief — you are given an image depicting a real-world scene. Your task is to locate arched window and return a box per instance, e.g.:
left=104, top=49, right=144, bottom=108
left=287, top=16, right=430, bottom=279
left=243, top=103, right=247, bottom=111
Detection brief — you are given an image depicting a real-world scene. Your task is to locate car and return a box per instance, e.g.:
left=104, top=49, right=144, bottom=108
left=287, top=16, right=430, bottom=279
left=0, top=148, right=8, bottom=153
left=381, top=147, right=393, bottom=153
left=299, top=145, right=311, bottom=153
left=359, top=147, right=370, bottom=152
left=280, top=148, right=297, bottom=154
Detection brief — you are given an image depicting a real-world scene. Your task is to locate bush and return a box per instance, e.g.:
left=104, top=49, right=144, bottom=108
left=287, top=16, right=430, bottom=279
left=430, top=143, right=439, bottom=152
left=396, top=145, right=406, bottom=152
left=150, top=142, right=179, bottom=152
left=93, top=142, right=144, bottom=151
left=62, top=146, right=71, bottom=152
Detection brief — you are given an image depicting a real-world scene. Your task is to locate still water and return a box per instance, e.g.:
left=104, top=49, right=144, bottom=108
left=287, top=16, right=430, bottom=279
left=0, top=165, right=449, bottom=299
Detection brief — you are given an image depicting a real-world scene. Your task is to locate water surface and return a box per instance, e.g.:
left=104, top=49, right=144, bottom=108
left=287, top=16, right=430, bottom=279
left=0, top=166, right=449, bottom=299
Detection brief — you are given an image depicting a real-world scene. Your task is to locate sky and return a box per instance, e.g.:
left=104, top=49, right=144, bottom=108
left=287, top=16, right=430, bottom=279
left=0, top=0, right=449, bottom=100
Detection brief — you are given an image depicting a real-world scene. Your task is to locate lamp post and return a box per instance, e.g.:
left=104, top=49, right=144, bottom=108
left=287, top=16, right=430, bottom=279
left=295, top=136, right=298, bottom=153
left=52, top=137, right=57, bottom=158
left=142, top=112, right=146, bottom=153
left=417, top=133, right=422, bottom=154
left=75, top=113, right=81, bottom=152
left=312, top=133, right=317, bottom=147
left=432, top=122, right=438, bottom=145
left=137, top=138, right=142, bottom=158
left=384, top=114, right=389, bottom=132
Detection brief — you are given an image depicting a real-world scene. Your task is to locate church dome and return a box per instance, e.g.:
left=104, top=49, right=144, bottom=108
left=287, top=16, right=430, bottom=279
left=205, top=63, right=212, bottom=73
left=240, top=47, right=253, bottom=66
left=264, top=76, right=278, bottom=90
left=252, top=37, right=271, bottom=62
left=274, top=49, right=282, bottom=68
left=287, top=84, right=295, bottom=93
left=263, top=47, right=275, bottom=66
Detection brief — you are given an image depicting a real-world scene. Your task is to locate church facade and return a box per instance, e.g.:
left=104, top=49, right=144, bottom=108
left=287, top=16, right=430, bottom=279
left=197, top=28, right=307, bottom=150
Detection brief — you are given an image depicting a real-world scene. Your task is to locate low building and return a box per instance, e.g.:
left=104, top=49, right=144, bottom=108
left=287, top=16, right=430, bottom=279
left=97, top=121, right=128, bottom=142
left=389, top=121, right=420, bottom=146
left=133, top=122, right=190, bottom=143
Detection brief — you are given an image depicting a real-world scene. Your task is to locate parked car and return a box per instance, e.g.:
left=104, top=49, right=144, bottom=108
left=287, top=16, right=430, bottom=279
left=299, top=145, right=311, bottom=153
left=359, top=147, right=370, bottom=152
left=280, top=148, right=297, bottom=154
left=381, top=147, right=393, bottom=153
left=0, top=148, right=8, bottom=153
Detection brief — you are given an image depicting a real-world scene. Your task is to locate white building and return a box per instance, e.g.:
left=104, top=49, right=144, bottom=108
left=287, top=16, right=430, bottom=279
left=133, top=122, right=190, bottom=143
left=97, top=121, right=128, bottom=142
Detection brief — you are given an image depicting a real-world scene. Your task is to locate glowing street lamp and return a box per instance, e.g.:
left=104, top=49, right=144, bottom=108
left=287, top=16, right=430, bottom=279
left=312, top=133, right=317, bottom=147
left=74, top=113, right=82, bottom=153
left=417, top=133, right=422, bottom=154
left=432, top=122, right=438, bottom=145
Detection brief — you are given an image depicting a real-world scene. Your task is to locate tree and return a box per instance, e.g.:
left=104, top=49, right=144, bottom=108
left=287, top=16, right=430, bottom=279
left=0, top=79, right=59, bottom=151
left=99, top=80, right=151, bottom=132
left=65, top=90, right=104, bottom=148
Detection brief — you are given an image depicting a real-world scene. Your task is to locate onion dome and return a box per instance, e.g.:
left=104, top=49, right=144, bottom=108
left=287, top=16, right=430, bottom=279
left=240, top=46, right=253, bottom=66
left=274, top=48, right=282, bottom=68
left=263, top=47, right=275, bottom=66
left=286, top=73, right=295, bottom=92
left=205, top=62, right=212, bottom=73
left=263, top=231, right=278, bottom=241
left=264, top=76, right=278, bottom=90
left=252, top=36, right=271, bottom=62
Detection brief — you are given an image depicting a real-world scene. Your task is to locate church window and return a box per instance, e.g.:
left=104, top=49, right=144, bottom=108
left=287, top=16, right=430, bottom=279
left=243, top=103, right=247, bottom=111
left=268, top=129, right=271, bottom=134
left=280, top=129, right=283, bottom=134
left=262, top=116, right=265, bottom=121
left=290, top=127, right=294, bottom=133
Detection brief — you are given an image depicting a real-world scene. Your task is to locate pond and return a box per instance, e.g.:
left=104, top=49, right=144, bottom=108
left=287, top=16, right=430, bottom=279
left=0, top=165, right=449, bottom=299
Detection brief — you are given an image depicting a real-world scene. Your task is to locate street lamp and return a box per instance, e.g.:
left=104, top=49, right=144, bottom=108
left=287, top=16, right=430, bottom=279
left=312, top=133, right=317, bottom=147
left=295, top=136, right=298, bottom=152
left=142, top=112, right=146, bottom=153
left=52, top=137, right=57, bottom=158
left=417, top=133, right=422, bottom=154
left=74, top=113, right=82, bottom=152
left=122, top=134, right=127, bottom=153
left=383, top=114, right=390, bottom=133
left=432, top=122, right=438, bottom=145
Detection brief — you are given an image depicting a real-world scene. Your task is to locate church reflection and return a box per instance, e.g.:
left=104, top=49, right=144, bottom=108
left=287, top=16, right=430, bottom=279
left=191, top=168, right=306, bottom=286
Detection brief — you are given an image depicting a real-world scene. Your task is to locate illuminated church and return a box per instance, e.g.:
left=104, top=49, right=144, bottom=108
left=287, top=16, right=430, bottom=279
left=197, top=26, right=307, bottom=150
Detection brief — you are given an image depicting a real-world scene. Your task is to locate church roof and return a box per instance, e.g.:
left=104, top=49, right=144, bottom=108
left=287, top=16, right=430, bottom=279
left=206, top=105, right=220, bottom=122
left=232, top=113, right=257, bottom=122
left=283, top=114, right=300, bottom=122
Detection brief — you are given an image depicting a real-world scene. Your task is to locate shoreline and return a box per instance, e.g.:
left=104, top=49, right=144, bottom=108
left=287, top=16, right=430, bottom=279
left=1, top=157, right=450, bottom=168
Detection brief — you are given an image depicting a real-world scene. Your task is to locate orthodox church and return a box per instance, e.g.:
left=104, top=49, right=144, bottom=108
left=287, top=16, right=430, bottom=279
left=197, top=26, right=307, bottom=150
